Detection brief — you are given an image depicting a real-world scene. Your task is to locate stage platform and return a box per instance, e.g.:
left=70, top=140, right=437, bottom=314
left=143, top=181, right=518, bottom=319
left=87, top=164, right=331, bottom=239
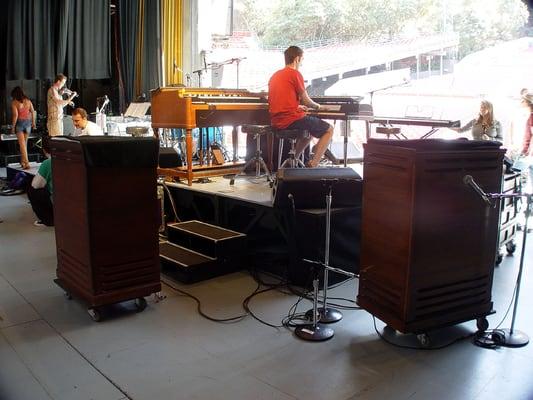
left=164, top=163, right=364, bottom=208
left=166, top=175, right=274, bottom=208
left=162, top=166, right=363, bottom=286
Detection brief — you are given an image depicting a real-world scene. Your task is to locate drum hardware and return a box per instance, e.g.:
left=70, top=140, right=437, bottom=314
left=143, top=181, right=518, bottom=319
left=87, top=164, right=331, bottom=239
left=126, top=126, right=149, bottom=137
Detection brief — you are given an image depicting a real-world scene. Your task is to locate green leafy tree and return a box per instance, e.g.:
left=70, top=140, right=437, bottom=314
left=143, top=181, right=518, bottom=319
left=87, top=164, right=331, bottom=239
left=447, top=0, right=529, bottom=57
left=235, top=0, right=528, bottom=58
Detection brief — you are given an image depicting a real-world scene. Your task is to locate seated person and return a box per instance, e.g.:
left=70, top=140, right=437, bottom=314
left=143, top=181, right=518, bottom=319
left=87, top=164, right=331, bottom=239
left=268, top=45, right=333, bottom=168
left=456, top=100, right=502, bottom=141
left=72, top=107, right=104, bottom=136
left=28, top=137, right=54, bottom=226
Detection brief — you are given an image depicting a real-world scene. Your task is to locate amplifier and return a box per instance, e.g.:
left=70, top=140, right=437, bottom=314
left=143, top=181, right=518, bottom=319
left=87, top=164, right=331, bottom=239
left=272, top=167, right=362, bottom=209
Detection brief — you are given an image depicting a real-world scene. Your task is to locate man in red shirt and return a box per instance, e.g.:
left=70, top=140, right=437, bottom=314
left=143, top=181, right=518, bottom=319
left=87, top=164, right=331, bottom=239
left=268, top=46, right=333, bottom=168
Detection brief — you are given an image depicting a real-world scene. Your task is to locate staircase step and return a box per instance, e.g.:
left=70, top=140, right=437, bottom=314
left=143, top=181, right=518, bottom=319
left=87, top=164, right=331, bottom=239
left=167, top=220, right=246, bottom=267
left=159, top=241, right=223, bottom=283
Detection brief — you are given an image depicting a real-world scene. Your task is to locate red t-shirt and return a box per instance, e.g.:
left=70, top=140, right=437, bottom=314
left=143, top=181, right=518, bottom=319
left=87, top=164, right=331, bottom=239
left=268, top=67, right=306, bottom=129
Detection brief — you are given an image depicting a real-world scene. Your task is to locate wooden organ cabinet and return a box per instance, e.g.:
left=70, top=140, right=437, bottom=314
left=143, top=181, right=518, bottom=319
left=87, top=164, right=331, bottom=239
left=357, top=139, right=505, bottom=338
left=51, top=136, right=161, bottom=320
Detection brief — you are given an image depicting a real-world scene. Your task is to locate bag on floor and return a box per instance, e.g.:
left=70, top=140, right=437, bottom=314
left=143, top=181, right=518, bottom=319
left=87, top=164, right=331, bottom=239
left=0, top=172, right=30, bottom=195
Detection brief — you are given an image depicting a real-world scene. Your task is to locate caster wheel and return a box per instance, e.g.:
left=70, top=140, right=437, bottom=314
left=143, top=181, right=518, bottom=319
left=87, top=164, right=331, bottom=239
left=476, top=317, right=489, bottom=332
left=88, top=308, right=101, bottom=322
left=135, top=297, right=147, bottom=312
left=495, top=253, right=503, bottom=266
left=383, top=325, right=396, bottom=335
left=506, top=241, right=516, bottom=254
left=64, top=292, right=73, bottom=300
left=153, top=292, right=166, bottom=303
left=417, top=333, right=430, bottom=347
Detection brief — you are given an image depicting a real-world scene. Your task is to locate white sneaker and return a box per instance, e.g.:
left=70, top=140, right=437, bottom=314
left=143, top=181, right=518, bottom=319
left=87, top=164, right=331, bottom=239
left=33, top=220, right=45, bottom=227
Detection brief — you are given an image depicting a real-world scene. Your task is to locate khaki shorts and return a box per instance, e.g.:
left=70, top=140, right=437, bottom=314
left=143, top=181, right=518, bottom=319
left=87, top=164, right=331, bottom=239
left=47, top=119, right=63, bottom=136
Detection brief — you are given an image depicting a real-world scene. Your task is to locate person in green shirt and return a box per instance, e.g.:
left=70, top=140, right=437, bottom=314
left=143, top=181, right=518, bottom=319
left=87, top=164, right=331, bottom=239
left=27, top=137, right=54, bottom=226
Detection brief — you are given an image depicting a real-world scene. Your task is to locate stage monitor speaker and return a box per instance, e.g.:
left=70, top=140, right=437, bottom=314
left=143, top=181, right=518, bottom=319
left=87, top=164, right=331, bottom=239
left=272, top=167, right=362, bottom=209
left=159, top=147, right=182, bottom=168
left=324, top=141, right=363, bottom=165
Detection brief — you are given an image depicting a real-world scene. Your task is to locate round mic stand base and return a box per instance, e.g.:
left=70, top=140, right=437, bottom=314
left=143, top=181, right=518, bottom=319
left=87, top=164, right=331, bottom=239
left=305, top=307, right=342, bottom=324
left=296, top=265, right=335, bottom=342
left=295, top=324, right=334, bottom=341
left=497, top=329, right=529, bottom=348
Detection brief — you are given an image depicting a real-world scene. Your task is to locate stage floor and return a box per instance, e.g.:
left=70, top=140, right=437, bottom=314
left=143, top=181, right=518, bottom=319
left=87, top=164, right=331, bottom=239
left=164, top=163, right=364, bottom=208
left=166, top=175, right=274, bottom=207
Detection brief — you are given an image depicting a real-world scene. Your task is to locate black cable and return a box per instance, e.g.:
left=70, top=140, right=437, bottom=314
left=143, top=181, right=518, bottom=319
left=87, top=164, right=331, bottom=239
left=160, top=277, right=247, bottom=323
left=285, top=281, right=362, bottom=310
left=473, top=329, right=508, bottom=349
left=161, top=272, right=286, bottom=329
left=158, top=180, right=180, bottom=223
left=472, top=275, right=520, bottom=349
left=242, top=285, right=284, bottom=329
left=282, top=292, right=311, bottom=329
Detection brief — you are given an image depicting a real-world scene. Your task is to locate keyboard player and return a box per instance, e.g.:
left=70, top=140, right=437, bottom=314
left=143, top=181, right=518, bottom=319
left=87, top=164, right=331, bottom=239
left=268, top=45, right=333, bottom=168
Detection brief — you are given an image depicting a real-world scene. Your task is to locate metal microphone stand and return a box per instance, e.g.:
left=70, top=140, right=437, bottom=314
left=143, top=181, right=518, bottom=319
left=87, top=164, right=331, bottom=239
left=234, top=57, right=243, bottom=89
left=303, top=183, right=356, bottom=326
left=192, top=69, right=205, bottom=87
left=468, top=175, right=531, bottom=347
left=488, top=190, right=531, bottom=347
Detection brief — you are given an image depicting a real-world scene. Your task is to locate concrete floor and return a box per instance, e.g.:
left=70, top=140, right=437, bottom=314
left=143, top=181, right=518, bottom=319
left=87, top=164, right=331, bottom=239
left=1, top=188, right=533, bottom=400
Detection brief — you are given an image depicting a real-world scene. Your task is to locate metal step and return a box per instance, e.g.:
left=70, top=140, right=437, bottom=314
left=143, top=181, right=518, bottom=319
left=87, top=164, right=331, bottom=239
left=167, top=220, right=246, bottom=267
left=159, top=241, right=228, bottom=283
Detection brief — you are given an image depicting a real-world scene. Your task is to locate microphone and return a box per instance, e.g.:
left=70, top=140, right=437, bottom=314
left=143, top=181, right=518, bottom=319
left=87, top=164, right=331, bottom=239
left=463, top=175, right=491, bottom=206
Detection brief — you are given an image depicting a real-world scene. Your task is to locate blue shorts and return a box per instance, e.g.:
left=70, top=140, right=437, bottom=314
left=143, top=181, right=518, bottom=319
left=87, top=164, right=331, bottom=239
left=286, top=116, right=330, bottom=139
left=15, top=119, right=32, bottom=134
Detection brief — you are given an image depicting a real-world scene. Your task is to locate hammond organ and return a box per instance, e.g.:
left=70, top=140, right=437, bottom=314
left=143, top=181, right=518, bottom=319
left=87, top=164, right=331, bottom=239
left=151, top=87, right=372, bottom=183
left=151, top=87, right=270, bottom=185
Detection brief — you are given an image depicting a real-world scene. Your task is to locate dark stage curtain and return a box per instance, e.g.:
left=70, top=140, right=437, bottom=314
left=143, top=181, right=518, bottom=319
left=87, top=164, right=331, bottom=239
left=5, top=0, right=111, bottom=80
left=117, top=0, right=162, bottom=107
left=118, top=0, right=139, bottom=106
left=141, top=1, right=162, bottom=100
left=55, top=0, right=70, bottom=75
left=0, top=2, right=8, bottom=123
left=66, top=1, right=111, bottom=79
left=6, top=0, right=56, bottom=80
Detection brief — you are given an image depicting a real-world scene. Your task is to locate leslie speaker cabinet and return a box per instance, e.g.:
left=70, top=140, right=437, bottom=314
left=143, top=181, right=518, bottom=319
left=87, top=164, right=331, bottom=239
left=358, top=139, right=505, bottom=334
left=51, top=136, right=161, bottom=318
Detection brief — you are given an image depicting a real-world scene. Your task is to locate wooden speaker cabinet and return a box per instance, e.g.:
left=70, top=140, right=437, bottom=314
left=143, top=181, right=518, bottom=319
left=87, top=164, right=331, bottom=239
left=51, top=136, right=161, bottom=310
left=358, top=139, right=505, bottom=334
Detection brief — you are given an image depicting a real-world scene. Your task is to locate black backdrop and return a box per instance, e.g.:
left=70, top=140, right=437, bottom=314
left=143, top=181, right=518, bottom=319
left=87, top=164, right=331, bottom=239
left=0, top=0, right=161, bottom=127
left=6, top=0, right=110, bottom=81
